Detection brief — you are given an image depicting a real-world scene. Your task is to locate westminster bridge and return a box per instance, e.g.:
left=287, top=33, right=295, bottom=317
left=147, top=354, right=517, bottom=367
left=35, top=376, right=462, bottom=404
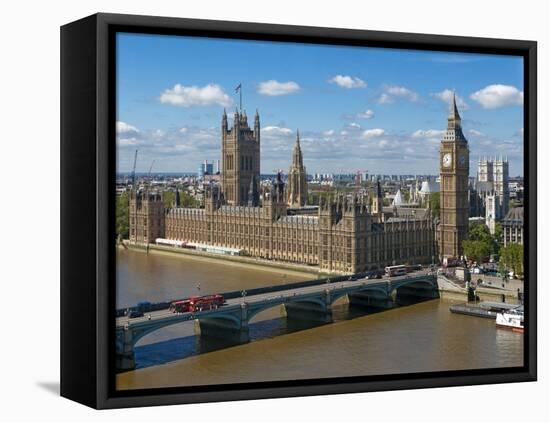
left=116, top=271, right=438, bottom=370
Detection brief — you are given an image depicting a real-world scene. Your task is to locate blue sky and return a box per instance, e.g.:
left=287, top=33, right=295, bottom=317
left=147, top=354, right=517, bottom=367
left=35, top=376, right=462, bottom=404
left=116, top=32, right=524, bottom=176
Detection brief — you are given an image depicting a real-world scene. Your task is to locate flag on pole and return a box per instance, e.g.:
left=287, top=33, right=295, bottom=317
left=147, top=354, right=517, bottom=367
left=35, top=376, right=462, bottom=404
left=235, top=83, right=243, bottom=111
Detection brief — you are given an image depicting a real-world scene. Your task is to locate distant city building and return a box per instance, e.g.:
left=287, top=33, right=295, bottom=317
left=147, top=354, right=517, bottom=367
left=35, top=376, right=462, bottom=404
left=485, top=194, right=497, bottom=235
left=470, top=157, right=510, bottom=222
left=502, top=206, right=524, bottom=246
left=198, top=161, right=213, bottom=179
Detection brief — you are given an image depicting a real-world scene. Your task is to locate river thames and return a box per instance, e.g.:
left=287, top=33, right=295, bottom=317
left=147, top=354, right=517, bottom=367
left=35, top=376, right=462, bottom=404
left=116, top=249, right=523, bottom=390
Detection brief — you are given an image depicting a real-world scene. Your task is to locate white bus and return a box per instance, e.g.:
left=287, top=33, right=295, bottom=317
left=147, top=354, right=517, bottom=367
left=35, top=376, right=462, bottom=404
left=385, top=265, right=407, bottom=277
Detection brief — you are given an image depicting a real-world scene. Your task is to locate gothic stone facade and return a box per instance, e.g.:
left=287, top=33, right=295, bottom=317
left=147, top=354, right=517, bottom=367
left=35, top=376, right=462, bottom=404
left=221, top=109, right=260, bottom=206
left=129, top=109, right=436, bottom=274
left=439, top=94, right=470, bottom=259
left=129, top=190, right=164, bottom=244
left=160, top=186, right=435, bottom=274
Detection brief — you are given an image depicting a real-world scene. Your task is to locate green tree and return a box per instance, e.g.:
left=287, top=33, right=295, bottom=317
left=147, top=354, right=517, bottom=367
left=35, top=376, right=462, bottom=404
left=163, top=191, right=175, bottom=209
left=463, top=240, right=491, bottom=263
left=308, top=191, right=320, bottom=205
left=181, top=191, right=199, bottom=208
left=116, top=192, right=129, bottom=239
left=493, top=222, right=503, bottom=255
left=163, top=189, right=199, bottom=209
left=500, top=243, right=524, bottom=278
left=429, top=192, right=440, bottom=219
left=468, top=222, right=500, bottom=256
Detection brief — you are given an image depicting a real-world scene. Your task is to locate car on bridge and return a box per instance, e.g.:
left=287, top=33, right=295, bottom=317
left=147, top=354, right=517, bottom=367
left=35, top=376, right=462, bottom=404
left=128, top=310, right=144, bottom=319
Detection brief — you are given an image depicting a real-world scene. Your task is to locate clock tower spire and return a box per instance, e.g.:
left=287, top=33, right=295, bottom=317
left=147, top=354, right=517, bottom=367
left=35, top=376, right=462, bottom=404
left=439, top=93, right=469, bottom=260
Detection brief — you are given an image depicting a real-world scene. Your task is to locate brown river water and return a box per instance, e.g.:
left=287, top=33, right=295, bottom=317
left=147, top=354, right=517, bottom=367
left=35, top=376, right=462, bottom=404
left=116, top=249, right=523, bottom=390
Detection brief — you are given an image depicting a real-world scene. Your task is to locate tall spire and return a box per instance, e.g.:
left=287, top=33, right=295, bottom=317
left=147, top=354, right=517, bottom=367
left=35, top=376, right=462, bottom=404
left=292, top=129, right=303, bottom=168
left=287, top=129, right=308, bottom=208
left=222, top=108, right=228, bottom=132
left=447, top=91, right=462, bottom=129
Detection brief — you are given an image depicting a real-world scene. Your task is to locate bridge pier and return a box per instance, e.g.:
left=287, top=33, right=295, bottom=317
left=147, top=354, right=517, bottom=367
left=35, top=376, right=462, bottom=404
left=396, top=284, right=440, bottom=301
left=116, top=328, right=136, bottom=371
left=194, top=318, right=250, bottom=343
left=348, top=292, right=394, bottom=309
left=194, top=303, right=250, bottom=343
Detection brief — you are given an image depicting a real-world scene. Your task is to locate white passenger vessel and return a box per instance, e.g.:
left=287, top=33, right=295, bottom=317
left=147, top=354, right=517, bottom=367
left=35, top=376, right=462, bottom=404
left=496, top=305, right=524, bottom=333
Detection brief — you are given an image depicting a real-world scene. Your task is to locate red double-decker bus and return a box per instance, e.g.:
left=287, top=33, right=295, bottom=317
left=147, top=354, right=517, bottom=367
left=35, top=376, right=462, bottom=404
left=169, top=294, right=224, bottom=313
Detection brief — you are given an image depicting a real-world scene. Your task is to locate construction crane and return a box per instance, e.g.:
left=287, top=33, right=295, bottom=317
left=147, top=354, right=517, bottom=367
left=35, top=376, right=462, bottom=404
left=148, top=159, right=155, bottom=184
left=130, top=149, right=138, bottom=187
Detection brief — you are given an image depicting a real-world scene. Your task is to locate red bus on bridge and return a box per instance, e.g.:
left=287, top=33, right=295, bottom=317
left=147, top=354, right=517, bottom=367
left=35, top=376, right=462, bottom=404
left=169, top=294, right=225, bottom=313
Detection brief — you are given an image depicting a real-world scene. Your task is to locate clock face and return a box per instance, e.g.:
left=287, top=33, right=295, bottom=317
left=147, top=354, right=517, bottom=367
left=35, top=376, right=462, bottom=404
left=459, top=155, right=467, bottom=166
left=442, top=153, right=452, bottom=168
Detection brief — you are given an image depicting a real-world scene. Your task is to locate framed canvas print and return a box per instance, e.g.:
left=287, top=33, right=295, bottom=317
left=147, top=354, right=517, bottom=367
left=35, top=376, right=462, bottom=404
left=60, top=13, right=537, bottom=409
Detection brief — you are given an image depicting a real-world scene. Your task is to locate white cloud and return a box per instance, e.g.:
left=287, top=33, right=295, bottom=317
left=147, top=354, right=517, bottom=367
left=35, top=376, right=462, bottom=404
left=470, top=84, right=523, bottom=109
left=357, top=109, right=375, bottom=119
left=116, top=120, right=523, bottom=175
left=159, top=83, right=233, bottom=107
left=118, top=138, right=139, bottom=146
left=412, top=129, right=445, bottom=139
left=431, top=89, right=469, bottom=110
left=349, top=122, right=361, bottom=129
left=262, top=126, right=293, bottom=136
left=329, top=75, right=366, bottom=89
left=377, top=85, right=419, bottom=104
left=257, top=80, right=300, bottom=96
left=116, top=121, right=139, bottom=134
left=468, top=129, right=484, bottom=137
left=362, top=128, right=385, bottom=139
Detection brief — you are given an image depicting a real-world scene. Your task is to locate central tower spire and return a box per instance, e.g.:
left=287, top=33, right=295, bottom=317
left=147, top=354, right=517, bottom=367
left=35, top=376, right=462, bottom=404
left=287, top=129, right=308, bottom=208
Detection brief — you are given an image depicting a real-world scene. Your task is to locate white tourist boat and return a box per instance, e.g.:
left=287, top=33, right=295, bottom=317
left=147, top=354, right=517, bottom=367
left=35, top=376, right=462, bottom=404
left=496, top=306, right=524, bottom=333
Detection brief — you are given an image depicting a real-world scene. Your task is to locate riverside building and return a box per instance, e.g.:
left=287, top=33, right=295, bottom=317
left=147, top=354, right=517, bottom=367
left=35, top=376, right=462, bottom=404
left=129, top=109, right=438, bottom=273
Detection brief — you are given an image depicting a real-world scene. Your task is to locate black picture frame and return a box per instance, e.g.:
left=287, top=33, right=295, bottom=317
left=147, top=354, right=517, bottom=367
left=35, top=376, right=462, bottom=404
left=61, top=12, right=537, bottom=409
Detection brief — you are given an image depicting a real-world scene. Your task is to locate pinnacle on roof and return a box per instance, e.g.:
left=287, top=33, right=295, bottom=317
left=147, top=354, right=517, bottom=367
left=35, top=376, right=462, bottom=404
left=449, top=92, right=461, bottom=119
left=447, top=91, right=462, bottom=125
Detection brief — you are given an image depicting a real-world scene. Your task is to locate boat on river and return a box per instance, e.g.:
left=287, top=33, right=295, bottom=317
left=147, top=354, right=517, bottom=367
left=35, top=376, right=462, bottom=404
left=496, top=305, right=524, bottom=333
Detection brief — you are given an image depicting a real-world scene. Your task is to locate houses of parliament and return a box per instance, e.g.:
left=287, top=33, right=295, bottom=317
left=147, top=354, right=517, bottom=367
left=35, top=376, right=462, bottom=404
left=128, top=102, right=472, bottom=273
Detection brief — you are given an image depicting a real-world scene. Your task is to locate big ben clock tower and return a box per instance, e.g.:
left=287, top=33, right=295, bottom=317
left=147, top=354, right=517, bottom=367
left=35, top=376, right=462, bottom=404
left=439, top=94, right=469, bottom=260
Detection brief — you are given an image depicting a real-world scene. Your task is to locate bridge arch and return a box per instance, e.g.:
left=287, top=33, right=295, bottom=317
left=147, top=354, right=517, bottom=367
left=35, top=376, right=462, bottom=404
left=247, top=295, right=328, bottom=322
left=391, top=277, right=437, bottom=292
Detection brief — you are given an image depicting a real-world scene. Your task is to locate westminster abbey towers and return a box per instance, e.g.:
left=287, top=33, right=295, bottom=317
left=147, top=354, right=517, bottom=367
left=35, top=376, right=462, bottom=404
left=439, top=94, right=470, bottom=259
left=221, top=109, right=261, bottom=206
